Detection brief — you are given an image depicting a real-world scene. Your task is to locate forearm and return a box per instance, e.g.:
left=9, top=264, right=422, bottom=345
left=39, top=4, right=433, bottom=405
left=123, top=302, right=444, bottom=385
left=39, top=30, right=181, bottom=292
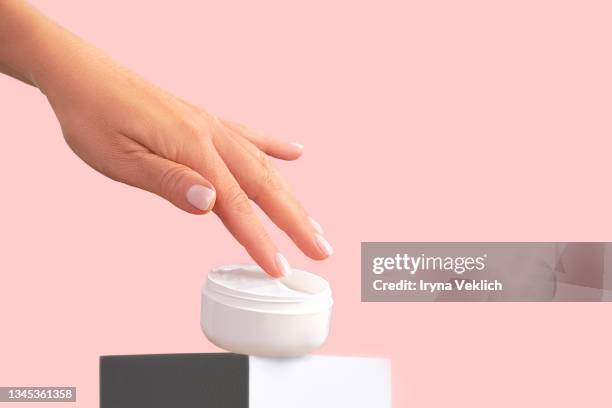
left=0, top=60, right=33, bottom=84
left=0, top=0, right=89, bottom=93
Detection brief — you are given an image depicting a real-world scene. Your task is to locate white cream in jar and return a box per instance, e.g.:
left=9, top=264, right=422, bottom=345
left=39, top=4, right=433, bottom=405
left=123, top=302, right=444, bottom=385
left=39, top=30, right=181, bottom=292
left=201, top=264, right=333, bottom=357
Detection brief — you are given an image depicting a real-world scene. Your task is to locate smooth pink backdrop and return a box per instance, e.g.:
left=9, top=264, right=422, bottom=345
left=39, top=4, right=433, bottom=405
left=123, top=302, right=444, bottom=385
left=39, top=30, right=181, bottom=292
left=1, top=1, right=612, bottom=406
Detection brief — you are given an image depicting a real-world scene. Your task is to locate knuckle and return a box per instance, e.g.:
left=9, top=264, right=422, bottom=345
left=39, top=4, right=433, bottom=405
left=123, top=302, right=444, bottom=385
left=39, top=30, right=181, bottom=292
left=163, top=114, right=211, bottom=161
left=254, top=227, right=271, bottom=243
left=223, top=185, right=252, bottom=214
left=256, top=149, right=273, bottom=169
left=199, top=111, right=223, bottom=142
left=178, top=116, right=206, bottom=143
left=257, top=164, right=284, bottom=195
left=251, top=150, right=284, bottom=195
left=158, top=165, right=186, bottom=200
left=168, top=112, right=209, bottom=143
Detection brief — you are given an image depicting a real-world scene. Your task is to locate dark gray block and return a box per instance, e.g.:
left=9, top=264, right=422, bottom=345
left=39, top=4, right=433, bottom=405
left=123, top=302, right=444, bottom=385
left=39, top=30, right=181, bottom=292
left=100, top=353, right=248, bottom=408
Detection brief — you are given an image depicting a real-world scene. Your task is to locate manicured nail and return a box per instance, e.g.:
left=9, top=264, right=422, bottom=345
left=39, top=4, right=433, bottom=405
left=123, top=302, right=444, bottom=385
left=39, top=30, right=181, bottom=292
left=308, top=216, right=324, bottom=235
left=275, top=253, right=292, bottom=277
left=186, top=185, right=216, bottom=211
left=290, top=142, right=304, bottom=150
left=315, top=233, right=334, bottom=257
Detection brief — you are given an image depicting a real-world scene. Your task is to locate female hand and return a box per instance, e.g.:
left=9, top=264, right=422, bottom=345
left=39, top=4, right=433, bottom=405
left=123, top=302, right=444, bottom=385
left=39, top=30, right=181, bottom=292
left=0, top=0, right=333, bottom=277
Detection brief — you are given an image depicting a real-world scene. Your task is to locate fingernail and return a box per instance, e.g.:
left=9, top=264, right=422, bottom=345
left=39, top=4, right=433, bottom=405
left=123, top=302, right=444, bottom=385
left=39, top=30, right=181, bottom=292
left=275, top=253, right=292, bottom=277
left=290, top=142, right=304, bottom=150
left=308, top=216, right=325, bottom=235
left=315, top=233, right=334, bottom=257
left=186, top=185, right=216, bottom=211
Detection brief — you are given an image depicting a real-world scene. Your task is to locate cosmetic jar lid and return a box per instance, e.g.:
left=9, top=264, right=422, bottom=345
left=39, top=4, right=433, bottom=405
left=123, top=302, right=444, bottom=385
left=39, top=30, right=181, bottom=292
left=204, top=264, right=333, bottom=313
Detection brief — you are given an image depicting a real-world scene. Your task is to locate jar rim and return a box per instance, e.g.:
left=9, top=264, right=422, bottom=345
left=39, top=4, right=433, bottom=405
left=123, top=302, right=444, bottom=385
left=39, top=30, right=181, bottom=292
left=205, top=264, right=332, bottom=305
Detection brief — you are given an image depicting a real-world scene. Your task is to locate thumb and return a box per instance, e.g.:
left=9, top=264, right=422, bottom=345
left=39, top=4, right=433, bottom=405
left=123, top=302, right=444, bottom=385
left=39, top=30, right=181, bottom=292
left=123, top=152, right=216, bottom=214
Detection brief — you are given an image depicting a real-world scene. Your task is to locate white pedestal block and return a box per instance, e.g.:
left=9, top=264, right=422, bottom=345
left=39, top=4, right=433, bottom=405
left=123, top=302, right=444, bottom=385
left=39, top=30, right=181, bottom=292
left=250, top=355, right=392, bottom=408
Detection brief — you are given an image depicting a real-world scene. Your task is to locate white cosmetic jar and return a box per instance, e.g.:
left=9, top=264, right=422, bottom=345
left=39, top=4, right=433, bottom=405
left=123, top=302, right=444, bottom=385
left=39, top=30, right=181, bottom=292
left=201, top=264, right=333, bottom=357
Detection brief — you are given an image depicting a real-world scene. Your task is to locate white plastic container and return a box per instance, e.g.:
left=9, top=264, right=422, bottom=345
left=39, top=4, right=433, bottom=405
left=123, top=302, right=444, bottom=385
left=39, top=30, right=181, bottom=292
left=201, top=264, right=333, bottom=357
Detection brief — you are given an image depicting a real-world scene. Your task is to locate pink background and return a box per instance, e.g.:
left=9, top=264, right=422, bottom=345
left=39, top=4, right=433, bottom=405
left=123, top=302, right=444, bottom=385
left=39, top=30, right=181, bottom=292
left=1, top=0, right=611, bottom=406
